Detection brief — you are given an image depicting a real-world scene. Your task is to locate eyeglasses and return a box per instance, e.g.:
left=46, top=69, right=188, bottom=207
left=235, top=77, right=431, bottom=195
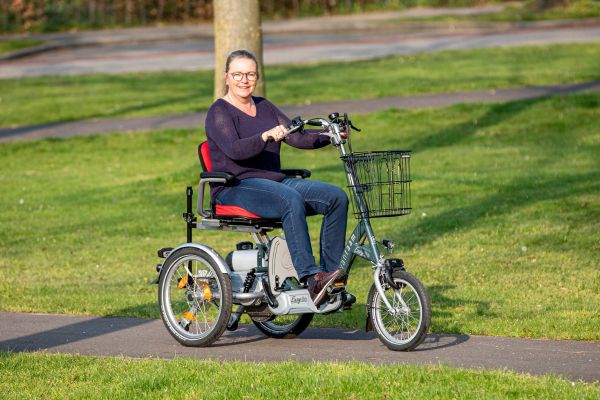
left=229, top=72, right=258, bottom=82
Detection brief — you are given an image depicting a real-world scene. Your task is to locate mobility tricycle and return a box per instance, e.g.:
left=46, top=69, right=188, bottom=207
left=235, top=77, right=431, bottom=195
left=153, top=112, right=431, bottom=351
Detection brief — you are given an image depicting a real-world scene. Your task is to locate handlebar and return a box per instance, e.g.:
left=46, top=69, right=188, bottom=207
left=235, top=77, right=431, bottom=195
left=282, top=112, right=361, bottom=141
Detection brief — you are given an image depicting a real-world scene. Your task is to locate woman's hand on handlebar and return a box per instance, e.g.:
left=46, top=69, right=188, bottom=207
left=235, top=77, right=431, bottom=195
left=340, top=126, right=349, bottom=139
left=261, top=124, right=287, bottom=142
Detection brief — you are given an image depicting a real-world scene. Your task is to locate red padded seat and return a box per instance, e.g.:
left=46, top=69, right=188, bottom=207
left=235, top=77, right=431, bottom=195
left=214, top=205, right=261, bottom=219
left=199, top=141, right=262, bottom=219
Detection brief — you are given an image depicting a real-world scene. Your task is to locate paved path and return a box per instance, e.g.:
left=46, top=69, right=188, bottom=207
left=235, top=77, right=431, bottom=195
left=2, top=80, right=599, bottom=143
left=0, top=312, right=598, bottom=382
left=1, top=13, right=599, bottom=77
left=1, top=6, right=506, bottom=45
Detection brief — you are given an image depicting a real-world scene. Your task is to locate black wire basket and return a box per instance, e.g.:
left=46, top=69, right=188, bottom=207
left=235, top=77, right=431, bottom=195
left=341, top=150, right=412, bottom=218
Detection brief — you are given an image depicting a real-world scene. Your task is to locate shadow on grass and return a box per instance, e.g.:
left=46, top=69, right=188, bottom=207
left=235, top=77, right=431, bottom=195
left=427, top=285, right=493, bottom=335
left=408, top=81, right=600, bottom=153
left=398, top=170, right=600, bottom=249
left=386, top=94, right=600, bottom=249
left=0, top=165, right=198, bottom=249
left=0, top=91, right=202, bottom=138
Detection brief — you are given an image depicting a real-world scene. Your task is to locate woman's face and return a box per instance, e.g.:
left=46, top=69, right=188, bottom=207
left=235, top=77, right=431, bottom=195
left=225, top=57, right=258, bottom=99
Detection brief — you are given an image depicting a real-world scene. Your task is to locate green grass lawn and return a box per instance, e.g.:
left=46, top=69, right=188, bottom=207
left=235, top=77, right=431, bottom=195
left=1, top=43, right=599, bottom=128
left=1, top=352, right=598, bottom=400
left=1, top=92, right=598, bottom=340
left=0, top=39, right=43, bottom=56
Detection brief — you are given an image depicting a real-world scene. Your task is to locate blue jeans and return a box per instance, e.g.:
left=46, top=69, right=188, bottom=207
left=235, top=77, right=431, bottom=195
left=216, top=177, right=349, bottom=280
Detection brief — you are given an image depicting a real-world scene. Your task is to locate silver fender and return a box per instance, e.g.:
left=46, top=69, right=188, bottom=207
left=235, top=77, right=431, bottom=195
left=164, top=242, right=231, bottom=275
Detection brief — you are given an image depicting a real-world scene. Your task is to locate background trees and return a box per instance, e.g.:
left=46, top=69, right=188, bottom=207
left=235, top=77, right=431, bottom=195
left=1, top=1, right=585, bottom=34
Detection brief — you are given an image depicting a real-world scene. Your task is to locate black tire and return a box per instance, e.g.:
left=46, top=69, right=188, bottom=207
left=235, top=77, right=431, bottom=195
left=251, top=313, right=314, bottom=339
left=367, top=270, right=431, bottom=351
left=158, top=247, right=232, bottom=347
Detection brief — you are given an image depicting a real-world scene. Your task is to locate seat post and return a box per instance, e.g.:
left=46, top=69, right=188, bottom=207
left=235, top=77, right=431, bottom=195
left=184, top=186, right=197, bottom=242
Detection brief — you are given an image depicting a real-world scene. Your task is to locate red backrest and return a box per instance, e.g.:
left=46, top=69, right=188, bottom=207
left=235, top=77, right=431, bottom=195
left=199, top=141, right=212, bottom=172
left=197, top=141, right=263, bottom=220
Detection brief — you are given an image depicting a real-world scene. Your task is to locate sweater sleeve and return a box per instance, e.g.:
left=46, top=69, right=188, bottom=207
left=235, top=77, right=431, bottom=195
left=205, top=101, right=267, bottom=161
left=268, top=100, right=331, bottom=150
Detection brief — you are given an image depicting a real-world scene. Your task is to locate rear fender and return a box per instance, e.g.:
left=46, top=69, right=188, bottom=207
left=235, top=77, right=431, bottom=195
left=154, top=242, right=231, bottom=284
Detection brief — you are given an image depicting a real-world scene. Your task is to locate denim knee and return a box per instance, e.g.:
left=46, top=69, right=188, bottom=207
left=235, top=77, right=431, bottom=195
left=329, top=186, right=349, bottom=212
left=337, top=187, right=349, bottom=208
left=280, top=191, right=306, bottom=217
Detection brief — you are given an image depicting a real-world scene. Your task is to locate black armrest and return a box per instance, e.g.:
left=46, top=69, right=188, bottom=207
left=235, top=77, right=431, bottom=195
left=197, top=172, right=236, bottom=218
left=200, top=171, right=236, bottom=184
left=281, top=169, right=311, bottom=179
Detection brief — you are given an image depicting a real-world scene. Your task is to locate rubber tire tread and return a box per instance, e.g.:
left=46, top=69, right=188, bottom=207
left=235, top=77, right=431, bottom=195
left=367, top=269, right=431, bottom=351
left=251, top=313, right=314, bottom=339
left=158, top=247, right=232, bottom=347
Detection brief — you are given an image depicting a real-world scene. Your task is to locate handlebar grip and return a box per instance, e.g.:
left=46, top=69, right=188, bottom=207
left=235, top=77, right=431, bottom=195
left=306, top=120, right=323, bottom=127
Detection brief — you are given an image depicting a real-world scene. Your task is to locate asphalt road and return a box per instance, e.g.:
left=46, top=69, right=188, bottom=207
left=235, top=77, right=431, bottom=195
left=0, top=312, right=598, bottom=382
left=1, top=17, right=599, bottom=78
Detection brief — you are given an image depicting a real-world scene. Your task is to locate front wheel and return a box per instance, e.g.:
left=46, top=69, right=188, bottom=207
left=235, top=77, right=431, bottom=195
left=158, top=247, right=232, bottom=347
left=367, top=270, right=430, bottom=351
left=252, top=314, right=314, bottom=339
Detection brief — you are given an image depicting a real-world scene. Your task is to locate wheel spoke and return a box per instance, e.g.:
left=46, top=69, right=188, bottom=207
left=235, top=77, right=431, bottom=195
left=371, top=276, right=426, bottom=346
left=160, top=251, right=231, bottom=345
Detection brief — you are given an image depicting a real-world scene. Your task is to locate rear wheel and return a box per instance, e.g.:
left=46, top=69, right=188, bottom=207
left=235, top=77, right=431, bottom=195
left=367, top=270, right=430, bottom=351
left=158, top=247, right=232, bottom=347
left=251, top=313, right=313, bottom=339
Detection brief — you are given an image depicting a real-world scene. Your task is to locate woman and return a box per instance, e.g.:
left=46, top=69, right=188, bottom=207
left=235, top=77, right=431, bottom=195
left=205, top=50, right=350, bottom=306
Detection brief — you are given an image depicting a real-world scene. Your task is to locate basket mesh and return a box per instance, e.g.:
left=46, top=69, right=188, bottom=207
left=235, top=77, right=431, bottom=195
left=341, top=150, right=411, bottom=218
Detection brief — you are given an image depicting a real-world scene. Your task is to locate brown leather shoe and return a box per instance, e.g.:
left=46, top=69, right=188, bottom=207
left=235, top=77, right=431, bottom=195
left=307, top=270, right=346, bottom=306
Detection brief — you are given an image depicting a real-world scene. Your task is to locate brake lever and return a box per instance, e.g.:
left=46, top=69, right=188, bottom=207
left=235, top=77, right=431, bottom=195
left=283, top=124, right=303, bottom=137
left=266, top=116, right=305, bottom=142
left=349, top=120, right=361, bottom=132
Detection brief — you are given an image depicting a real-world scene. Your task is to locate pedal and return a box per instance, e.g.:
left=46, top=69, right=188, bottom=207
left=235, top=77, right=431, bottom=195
left=342, top=292, right=356, bottom=310
left=226, top=315, right=239, bottom=331
left=326, top=281, right=346, bottom=295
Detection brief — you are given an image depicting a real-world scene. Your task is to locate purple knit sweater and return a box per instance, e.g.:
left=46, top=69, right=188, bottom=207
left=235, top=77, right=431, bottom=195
left=205, top=97, right=330, bottom=201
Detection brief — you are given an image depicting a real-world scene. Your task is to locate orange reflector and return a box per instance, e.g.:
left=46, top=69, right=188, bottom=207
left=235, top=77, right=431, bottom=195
left=183, top=311, right=196, bottom=321
left=334, top=282, right=345, bottom=287
left=177, top=276, right=188, bottom=289
left=202, top=284, right=212, bottom=301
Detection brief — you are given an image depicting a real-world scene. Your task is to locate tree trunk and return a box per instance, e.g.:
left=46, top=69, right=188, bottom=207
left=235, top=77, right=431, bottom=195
left=213, top=0, right=264, bottom=99
left=125, top=0, right=133, bottom=24
left=139, top=0, right=146, bottom=25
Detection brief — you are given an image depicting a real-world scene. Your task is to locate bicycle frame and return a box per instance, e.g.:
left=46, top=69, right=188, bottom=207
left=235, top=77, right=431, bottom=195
left=327, top=119, right=398, bottom=313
